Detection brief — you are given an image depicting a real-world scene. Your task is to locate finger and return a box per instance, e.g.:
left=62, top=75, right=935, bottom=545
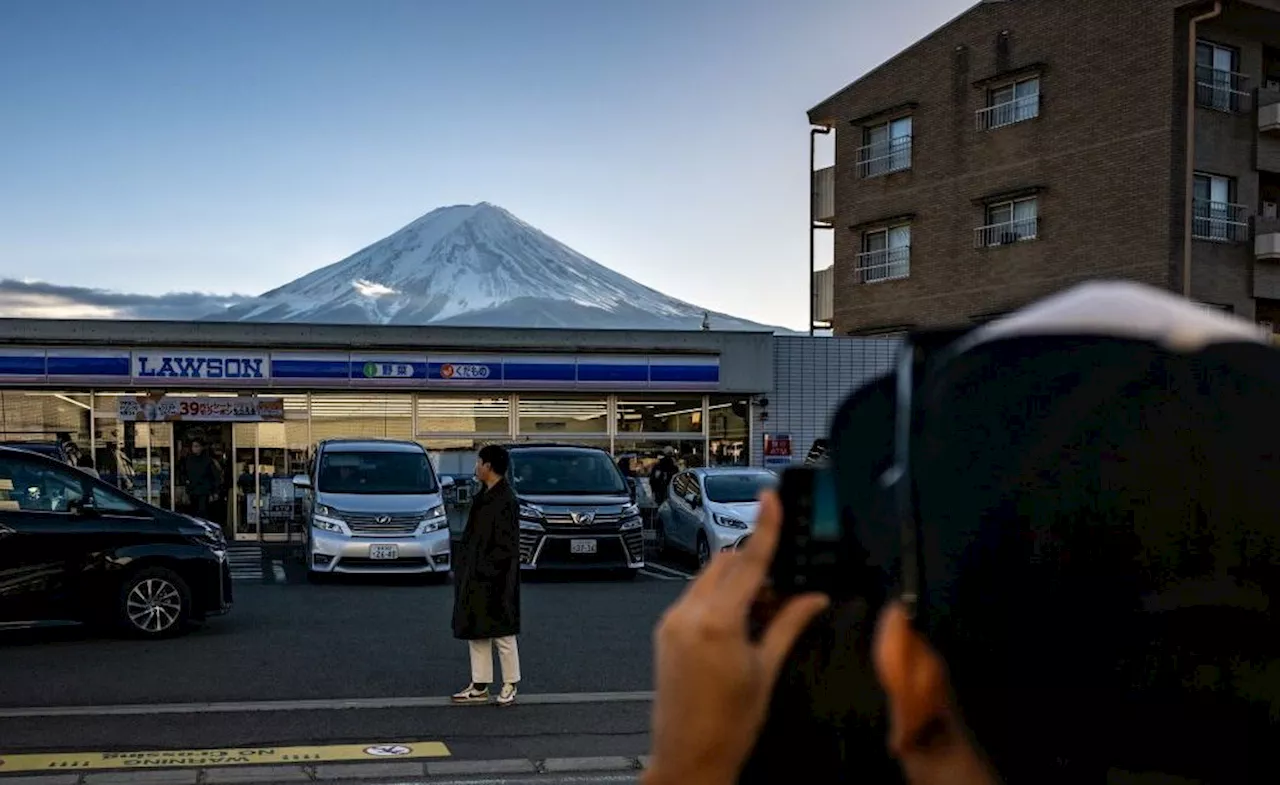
left=758, top=593, right=830, bottom=677
left=719, top=491, right=783, bottom=604
left=683, top=546, right=737, bottom=602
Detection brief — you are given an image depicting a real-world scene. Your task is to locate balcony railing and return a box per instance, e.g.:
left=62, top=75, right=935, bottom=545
left=1192, top=200, right=1249, bottom=242
left=1195, top=66, right=1251, bottom=113
left=975, top=94, right=1040, bottom=131
left=855, top=246, right=910, bottom=284
left=974, top=217, right=1039, bottom=248
left=812, top=166, right=834, bottom=223
left=856, top=136, right=912, bottom=178
left=1260, top=88, right=1280, bottom=134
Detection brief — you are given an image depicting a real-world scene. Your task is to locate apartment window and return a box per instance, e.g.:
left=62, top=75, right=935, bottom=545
left=1192, top=173, right=1248, bottom=242
left=857, top=116, right=912, bottom=178
left=975, top=197, right=1038, bottom=248
left=1196, top=40, right=1247, bottom=113
left=857, top=224, right=910, bottom=283
left=976, top=76, right=1039, bottom=130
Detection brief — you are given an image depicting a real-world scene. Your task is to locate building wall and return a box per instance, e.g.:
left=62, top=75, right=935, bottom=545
left=812, top=0, right=1190, bottom=333
left=753, top=336, right=900, bottom=467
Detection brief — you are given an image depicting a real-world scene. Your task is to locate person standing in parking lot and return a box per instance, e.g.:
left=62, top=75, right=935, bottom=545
left=650, top=447, right=678, bottom=506
left=452, top=444, right=522, bottom=707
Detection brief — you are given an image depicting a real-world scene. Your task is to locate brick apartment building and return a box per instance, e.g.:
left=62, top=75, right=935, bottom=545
left=807, top=0, right=1280, bottom=335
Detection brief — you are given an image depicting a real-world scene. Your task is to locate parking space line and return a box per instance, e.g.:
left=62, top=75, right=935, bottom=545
left=642, top=562, right=694, bottom=580
left=0, top=690, right=655, bottom=719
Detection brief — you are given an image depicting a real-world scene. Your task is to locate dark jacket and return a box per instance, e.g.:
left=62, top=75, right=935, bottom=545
left=650, top=456, right=678, bottom=503
left=452, top=477, right=521, bottom=640
left=183, top=452, right=222, bottom=496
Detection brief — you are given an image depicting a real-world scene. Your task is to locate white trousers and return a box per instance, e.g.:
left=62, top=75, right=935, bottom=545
left=468, top=636, right=521, bottom=685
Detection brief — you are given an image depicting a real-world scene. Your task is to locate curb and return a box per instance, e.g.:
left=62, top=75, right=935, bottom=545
left=0, top=755, right=652, bottom=784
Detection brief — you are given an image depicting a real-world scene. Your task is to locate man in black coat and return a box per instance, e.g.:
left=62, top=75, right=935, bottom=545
left=451, top=445, right=522, bottom=707
left=181, top=439, right=222, bottom=520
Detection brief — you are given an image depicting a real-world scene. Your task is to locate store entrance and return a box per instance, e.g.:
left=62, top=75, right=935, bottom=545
left=173, top=422, right=234, bottom=535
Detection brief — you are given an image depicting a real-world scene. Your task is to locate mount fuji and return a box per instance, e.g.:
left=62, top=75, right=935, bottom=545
left=208, top=202, right=780, bottom=332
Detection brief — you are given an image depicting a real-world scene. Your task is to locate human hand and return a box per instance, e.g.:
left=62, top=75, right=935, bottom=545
left=644, top=491, right=830, bottom=785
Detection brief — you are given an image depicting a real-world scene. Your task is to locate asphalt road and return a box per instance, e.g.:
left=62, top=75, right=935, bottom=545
left=0, top=565, right=691, bottom=764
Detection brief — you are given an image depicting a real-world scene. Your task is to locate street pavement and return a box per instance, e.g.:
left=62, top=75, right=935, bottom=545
left=0, top=555, right=697, bottom=779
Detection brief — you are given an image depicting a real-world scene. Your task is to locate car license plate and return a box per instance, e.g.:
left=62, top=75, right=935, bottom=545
left=570, top=539, right=597, bottom=555
left=369, top=544, right=399, bottom=560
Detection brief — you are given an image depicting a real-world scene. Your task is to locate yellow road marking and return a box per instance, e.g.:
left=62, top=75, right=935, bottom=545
left=0, top=740, right=449, bottom=773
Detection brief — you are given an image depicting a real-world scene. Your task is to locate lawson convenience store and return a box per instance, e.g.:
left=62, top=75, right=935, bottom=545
left=0, top=319, right=770, bottom=541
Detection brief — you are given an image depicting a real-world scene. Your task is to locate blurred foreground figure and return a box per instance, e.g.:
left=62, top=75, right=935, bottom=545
left=649, top=282, right=1280, bottom=785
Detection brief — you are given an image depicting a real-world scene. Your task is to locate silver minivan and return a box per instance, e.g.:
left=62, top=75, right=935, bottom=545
left=294, top=439, right=451, bottom=578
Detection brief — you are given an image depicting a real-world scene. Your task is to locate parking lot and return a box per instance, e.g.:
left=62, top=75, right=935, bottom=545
left=0, top=552, right=692, bottom=767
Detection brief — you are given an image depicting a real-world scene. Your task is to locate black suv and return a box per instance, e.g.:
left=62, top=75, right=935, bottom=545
left=0, top=446, right=232, bottom=638
left=506, top=443, right=644, bottom=575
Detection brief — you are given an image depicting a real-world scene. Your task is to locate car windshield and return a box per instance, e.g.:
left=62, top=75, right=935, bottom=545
left=509, top=449, right=628, bottom=496
left=703, top=472, right=775, bottom=504
left=318, top=451, right=438, bottom=495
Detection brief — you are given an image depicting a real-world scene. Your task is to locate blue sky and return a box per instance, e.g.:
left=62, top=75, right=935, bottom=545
left=0, top=0, right=969, bottom=328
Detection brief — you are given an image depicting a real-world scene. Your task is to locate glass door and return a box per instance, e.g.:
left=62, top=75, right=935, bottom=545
left=124, top=422, right=174, bottom=510
left=233, top=421, right=310, bottom=542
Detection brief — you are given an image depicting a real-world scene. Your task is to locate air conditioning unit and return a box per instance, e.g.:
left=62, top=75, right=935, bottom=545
left=1265, top=201, right=1278, bottom=219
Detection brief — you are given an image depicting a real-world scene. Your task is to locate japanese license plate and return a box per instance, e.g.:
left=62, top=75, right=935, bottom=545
left=569, top=539, right=597, bottom=555
left=369, top=544, right=399, bottom=560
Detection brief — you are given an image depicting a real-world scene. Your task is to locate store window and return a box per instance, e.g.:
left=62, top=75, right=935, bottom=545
left=616, top=396, right=704, bottom=435
left=417, top=395, right=510, bottom=435
left=708, top=396, right=750, bottom=467
left=516, top=396, right=608, bottom=436
left=310, top=393, right=413, bottom=441
left=0, top=391, right=92, bottom=462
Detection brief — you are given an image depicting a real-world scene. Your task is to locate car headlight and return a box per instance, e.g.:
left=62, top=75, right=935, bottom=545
left=312, top=514, right=348, bottom=534
left=713, top=513, right=749, bottom=530
left=518, top=503, right=545, bottom=531
left=619, top=503, right=643, bottom=530
left=418, top=504, right=447, bottom=534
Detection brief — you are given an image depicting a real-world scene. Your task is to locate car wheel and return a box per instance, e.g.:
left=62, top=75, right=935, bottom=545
left=696, top=533, right=712, bottom=569
left=118, top=567, right=192, bottom=639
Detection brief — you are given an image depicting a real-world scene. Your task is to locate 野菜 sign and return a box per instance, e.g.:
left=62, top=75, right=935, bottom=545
left=118, top=395, right=285, bottom=422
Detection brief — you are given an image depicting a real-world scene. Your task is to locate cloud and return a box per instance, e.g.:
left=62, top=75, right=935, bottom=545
left=0, top=279, right=249, bottom=320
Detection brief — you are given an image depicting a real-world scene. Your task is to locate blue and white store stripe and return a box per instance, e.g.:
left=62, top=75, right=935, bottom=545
left=0, top=349, right=720, bottom=390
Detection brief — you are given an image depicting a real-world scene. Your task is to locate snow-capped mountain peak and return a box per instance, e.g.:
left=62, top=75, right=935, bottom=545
left=210, top=202, right=778, bottom=331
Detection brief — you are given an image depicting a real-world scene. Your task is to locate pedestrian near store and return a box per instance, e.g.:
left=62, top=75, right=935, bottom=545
left=649, top=447, right=679, bottom=506
left=181, top=438, right=222, bottom=520
left=452, top=444, right=522, bottom=707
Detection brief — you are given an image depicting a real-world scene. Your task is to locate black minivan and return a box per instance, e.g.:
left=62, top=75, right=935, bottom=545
left=0, top=445, right=232, bottom=638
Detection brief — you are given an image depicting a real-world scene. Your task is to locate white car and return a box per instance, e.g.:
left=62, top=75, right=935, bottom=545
left=655, top=467, right=778, bottom=567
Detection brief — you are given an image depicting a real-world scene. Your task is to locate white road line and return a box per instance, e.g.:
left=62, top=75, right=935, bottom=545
left=0, top=690, right=655, bottom=719
left=639, top=569, right=681, bottom=581
left=642, top=562, right=694, bottom=580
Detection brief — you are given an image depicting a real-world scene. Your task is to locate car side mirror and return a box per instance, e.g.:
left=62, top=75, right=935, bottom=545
left=292, top=474, right=312, bottom=489
left=441, top=476, right=455, bottom=489
left=627, top=477, right=637, bottom=502
left=71, top=496, right=98, bottom=516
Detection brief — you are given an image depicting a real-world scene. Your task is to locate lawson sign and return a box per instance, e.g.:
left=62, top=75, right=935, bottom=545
left=132, top=351, right=269, bottom=381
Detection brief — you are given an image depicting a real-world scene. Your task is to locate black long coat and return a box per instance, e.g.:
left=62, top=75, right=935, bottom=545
left=452, top=478, right=521, bottom=640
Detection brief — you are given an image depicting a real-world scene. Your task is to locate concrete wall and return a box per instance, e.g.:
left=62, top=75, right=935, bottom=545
left=753, top=336, right=901, bottom=467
